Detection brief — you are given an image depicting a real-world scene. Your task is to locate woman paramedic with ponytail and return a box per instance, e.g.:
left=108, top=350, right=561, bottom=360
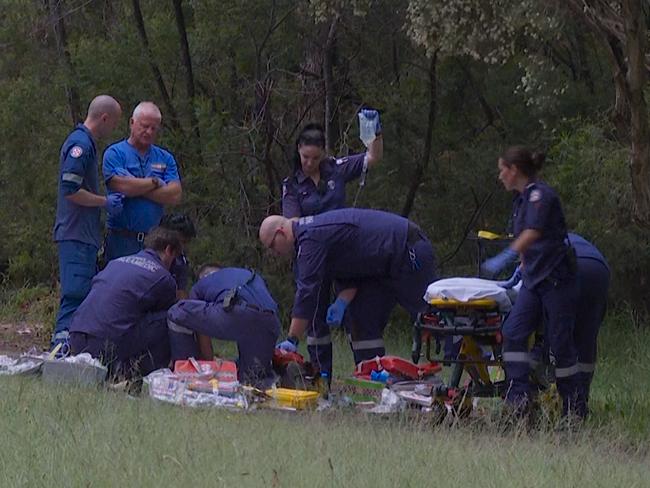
left=278, top=111, right=383, bottom=379
left=481, top=146, right=581, bottom=419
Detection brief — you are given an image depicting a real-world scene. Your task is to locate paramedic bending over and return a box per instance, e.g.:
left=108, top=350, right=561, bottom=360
left=480, top=146, right=580, bottom=418
left=280, top=110, right=382, bottom=378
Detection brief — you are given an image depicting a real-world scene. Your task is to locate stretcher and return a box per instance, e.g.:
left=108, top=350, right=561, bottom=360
left=412, top=277, right=513, bottom=401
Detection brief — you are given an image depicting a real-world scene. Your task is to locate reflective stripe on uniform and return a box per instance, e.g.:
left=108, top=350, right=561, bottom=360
left=502, top=351, right=531, bottom=363
left=307, top=334, right=332, bottom=346
left=347, top=335, right=385, bottom=351
left=555, top=363, right=580, bottom=378
left=577, top=362, right=596, bottom=373
left=62, top=173, right=83, bottom=184
left=168, top=320, right=193, bottom=335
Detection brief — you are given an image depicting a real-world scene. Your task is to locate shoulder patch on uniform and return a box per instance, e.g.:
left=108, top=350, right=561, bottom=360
left=335, top=157, right=347, bottom=165
left=70, top=146, right=83, bottom=158
left=327, top=179, right=335, bottom=190
left=529, top=189, right=542, bottom=202
left=298, top=216, right=314, bottom=226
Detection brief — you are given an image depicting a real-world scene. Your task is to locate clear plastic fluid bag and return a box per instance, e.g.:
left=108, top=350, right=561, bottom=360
left=358, top=111, right=377, bottom=147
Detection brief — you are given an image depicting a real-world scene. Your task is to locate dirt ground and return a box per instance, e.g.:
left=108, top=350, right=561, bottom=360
left=0, top=322, right=48, bottom=355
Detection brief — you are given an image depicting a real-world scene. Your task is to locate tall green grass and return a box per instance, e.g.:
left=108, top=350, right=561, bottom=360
left=1, top=309, right=649, bottom=487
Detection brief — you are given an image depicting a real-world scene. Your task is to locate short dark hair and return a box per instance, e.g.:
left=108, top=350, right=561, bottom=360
left=196, top=263, right=222, bottom=279
left=500, top=146, right=546, bottom=178
left=159, top=213, right=197, bottom=240
left=144, top=227, right=184, bottom=254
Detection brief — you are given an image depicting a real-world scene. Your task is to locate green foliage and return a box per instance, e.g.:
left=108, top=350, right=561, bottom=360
left=0, top=0, right=647, bottom=314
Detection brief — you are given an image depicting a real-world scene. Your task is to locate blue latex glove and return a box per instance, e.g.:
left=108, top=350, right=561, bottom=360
left=105, top=193, right=124, bottom=216
left=496, top=266, right=522, bottom=289
left=360, top=108, right=382, bottom=135
left=326, top=297, right=349, bottom=327
left=276, top=336, right=299, bottom=353
left=481, top=248, right=518, bottom=278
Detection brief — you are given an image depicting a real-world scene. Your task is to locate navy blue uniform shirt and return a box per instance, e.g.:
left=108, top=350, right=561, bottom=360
left=103, top=140, right=181, bottom=232
left=191, top=268, right=278, bottom=314
left=568, top=233, right=609, bottom=271
left=53, top=124, right=101, bottom=247
left=291, top=208, right=409, bottom=319
left=282, top=153, right=366, bottom=218
left=512, top=181, right=570, bottom=288
left=70, top=249, right=177, bottom=340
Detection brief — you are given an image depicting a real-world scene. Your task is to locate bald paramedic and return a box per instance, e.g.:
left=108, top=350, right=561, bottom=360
left=259, top=208, right=437, bottom=365
left=52, top=95, right=124, bottom=351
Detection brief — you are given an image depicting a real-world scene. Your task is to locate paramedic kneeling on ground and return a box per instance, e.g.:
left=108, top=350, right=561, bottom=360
left=69, top=227, right=183, bottom=378
left=167, top=265, right=280, bottom=387
left=481, top=146, right=580, bottom=418
left=259, top=208, right=436, bottom=366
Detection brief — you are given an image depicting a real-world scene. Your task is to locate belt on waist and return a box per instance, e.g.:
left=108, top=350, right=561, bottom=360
left=407, top=222, right=426, bottom=247
left=109, top=228, right=147, bottom=242
left=218, top=299, right=276, bottom=316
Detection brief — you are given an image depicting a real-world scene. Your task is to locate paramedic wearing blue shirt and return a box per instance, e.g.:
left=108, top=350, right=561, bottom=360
left=481, top=146, right=580, bottom=418
left=281, top=115, right=383, bottom=376
left=69, top=227, right=182, bottom=378
left=103, top=101, right=182, bottom=261
left=167, top=265, right=281, bottom=387
left=52, top=95, right=124, bottom=351
left=259, top=208, right=436, bottom=366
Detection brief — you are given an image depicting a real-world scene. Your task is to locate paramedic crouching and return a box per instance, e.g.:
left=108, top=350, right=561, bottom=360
left=167, top=265, right=280, bottom=387
left=69, top=227, right=183, bottom=378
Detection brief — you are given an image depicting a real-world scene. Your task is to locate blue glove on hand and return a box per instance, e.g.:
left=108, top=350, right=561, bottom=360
left=326, top=297, right=349, bottom=327
left=276, top=336, right=299, bottom=353
left=360, top=108, right=382, bottom=135
left=105, top=193, right=124, bottom=217
left=496, top=266, right=522, bottom=289
left=481, top=248, right=518, bottom=278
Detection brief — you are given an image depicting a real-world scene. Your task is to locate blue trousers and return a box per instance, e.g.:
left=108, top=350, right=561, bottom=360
left=305, top=277, right=335, bottom=376
left=105, top=232, right=144, bottom=262
left=53, top=240, right=98, bottom=343
left=167, top=299, right=280, bottom=387
left=574, top=258, right=610, bottom=416
left=69, top=310, right=170, bottom=378
left=344, top=237, right=436, bottom=364
left=502, top=274, right=579, bottom=415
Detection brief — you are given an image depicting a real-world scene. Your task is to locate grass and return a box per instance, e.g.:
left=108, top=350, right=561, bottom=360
left=0, top=303, right=649, bottom=486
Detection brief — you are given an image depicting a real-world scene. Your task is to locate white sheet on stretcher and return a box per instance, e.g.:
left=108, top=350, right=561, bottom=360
left=424, top=278, right=516, bottom=312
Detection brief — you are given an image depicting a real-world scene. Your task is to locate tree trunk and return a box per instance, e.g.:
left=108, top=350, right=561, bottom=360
left=131, top=0, right=180, bottom=133
left=48, top=0, right=82, bottom=124
left=623, top=0, right=650, bottom=225
left=172, top=0, right=203, bottom=165
left=402, top=53, right=437, bottom=217
left=323, top=16, right=339, bottom=152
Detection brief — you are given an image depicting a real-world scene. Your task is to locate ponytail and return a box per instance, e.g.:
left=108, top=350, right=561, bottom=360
left=293, top=123, right=326, bottom=172
left=501, top=146, right=545, bottom=178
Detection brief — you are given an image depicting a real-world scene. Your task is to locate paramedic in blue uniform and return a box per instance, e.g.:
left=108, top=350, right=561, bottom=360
left=281, top=112, right=383, bottom=376
left=499, top=232, right=610, bottom=418
left=52, top=95, right=124, bottom=351
left=481, top=146, right=580, bottom=417
left=69, top=227, right=183, bottom=378
left=259, top=208, right=436, bottom=365
left=103, top=101, right=182, bottom=261
left=159, top=213, right=197, bottom=299
left=167, top=265, right=281, bottom=387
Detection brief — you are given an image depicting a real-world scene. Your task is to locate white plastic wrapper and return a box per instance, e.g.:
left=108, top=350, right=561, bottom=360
left=0, top=355, right=44, bottom=375
left=143, top=368, right=248, bottom=410
left=368, top=388, right=406, bottom=414
left=424, top=277, right=514, bottom=312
